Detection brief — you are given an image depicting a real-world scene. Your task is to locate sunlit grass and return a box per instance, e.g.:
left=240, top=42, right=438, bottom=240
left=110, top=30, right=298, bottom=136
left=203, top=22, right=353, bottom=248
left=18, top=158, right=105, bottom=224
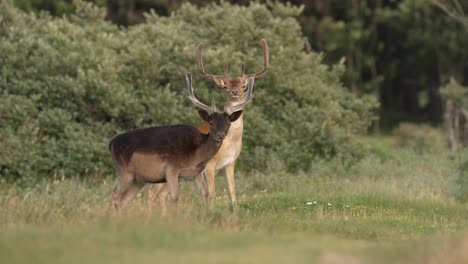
left=0, top=170, right=467, bottom=263
left=0, top=137, right=466, bottom=263
left=240, top=192, right=467, bottom=239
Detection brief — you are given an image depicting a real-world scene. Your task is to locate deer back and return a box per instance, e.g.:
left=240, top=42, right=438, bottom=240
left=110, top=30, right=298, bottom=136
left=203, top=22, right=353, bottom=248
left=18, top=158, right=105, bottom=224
left=109, top=125, right=206, bottom=166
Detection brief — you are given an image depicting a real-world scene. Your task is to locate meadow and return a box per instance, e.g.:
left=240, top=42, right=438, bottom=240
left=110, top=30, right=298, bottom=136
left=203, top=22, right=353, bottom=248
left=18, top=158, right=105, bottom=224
left=1, top=136, right=467, bottom=264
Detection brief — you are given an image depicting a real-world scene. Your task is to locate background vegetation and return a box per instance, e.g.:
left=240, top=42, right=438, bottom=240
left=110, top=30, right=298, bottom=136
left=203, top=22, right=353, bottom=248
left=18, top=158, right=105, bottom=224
left=12, top=0, right=468, bottom=128
left=0, top=0, right=376, bottom=181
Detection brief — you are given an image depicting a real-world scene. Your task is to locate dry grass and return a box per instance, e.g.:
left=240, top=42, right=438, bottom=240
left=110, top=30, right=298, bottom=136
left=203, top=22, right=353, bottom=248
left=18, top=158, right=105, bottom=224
left=0, top=172, right=467, bottom=263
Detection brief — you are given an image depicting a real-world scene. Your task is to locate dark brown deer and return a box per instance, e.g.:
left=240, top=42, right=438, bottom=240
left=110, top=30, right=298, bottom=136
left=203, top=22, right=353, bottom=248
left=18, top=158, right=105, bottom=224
left=109, top=73, right=254, bottom=210
left=194, top=39, right=269, bottom=210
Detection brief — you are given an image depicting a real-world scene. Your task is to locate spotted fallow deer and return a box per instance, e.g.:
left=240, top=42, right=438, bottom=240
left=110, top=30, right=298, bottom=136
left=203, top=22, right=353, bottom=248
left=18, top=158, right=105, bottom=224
left=109, top=73, right=254, bottom=210
left=195, top=39, right=269, bottom=210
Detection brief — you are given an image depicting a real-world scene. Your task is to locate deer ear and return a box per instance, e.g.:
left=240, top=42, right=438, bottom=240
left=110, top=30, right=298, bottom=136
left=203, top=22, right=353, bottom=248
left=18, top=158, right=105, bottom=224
left=198, top=109, right=211, bottom=122
left=213, top=78, right=226, bottom=89
left=243, top=78, right=249, bottom=90
left=228, top=110, right=243, bottom=122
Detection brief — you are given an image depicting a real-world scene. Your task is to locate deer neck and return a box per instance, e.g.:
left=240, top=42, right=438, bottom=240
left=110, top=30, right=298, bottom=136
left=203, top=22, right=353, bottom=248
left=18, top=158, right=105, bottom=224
left=225, top=100, right=244, bottom=132
left=199, top=132, right=224, bottom=160
left=230, top=113, right=244, bottom=133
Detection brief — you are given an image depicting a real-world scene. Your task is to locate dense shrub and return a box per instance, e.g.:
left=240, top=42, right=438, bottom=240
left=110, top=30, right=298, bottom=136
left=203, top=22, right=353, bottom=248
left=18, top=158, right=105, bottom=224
left=0, top=0, right=376, bottom=180
left=392, top=123, right=447, bottom=154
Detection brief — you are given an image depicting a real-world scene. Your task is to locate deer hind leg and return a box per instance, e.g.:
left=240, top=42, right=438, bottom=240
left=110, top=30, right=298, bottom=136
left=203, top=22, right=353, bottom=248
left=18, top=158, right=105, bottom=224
left=225, top=163, right=238, bottom=211
left=203, top=162, right=217, bottom=210
left=120, top=180, right=145, bottom=208
left=194, top=173, right=208, bottom=210
left=154, top=183, right=169, bottom=216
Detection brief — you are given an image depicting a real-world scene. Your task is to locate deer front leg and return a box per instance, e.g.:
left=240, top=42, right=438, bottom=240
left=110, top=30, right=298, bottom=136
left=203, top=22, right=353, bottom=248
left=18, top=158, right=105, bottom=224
left=121, top=181, right=145, bottom=208
left=225, top=163, right=238, bottom=211
left=203, top=162, right=217, bottom=210
left=165, top=170, right=180, bottom=211
left=194, top=173, right=208, bottom=210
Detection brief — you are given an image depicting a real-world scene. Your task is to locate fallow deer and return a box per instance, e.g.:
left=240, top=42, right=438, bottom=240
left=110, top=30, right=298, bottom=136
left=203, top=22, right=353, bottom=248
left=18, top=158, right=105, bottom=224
left=194, top=39, right=269, bottom=210
left=109, top=73, right=254, bottom=210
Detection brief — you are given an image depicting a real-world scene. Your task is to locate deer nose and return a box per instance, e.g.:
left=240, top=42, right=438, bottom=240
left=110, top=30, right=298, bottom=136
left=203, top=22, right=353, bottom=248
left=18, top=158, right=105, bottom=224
left=231, top=90, right=239, bottom=96
left=215, top=133, right=225, bottom=142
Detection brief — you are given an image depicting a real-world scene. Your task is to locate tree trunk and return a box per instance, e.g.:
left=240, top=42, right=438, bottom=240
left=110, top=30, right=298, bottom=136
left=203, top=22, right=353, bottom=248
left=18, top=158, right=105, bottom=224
left=444, top=99, right=457, bottom=151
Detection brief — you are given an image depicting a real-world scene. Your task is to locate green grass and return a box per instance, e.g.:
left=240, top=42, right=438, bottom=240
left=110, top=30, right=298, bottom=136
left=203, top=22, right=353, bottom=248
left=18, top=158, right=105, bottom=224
left=240, top=192, right=467, bottom=240
left=1, top=135, right=467, bottom=263
left=0, top=173, right=467, bottom=264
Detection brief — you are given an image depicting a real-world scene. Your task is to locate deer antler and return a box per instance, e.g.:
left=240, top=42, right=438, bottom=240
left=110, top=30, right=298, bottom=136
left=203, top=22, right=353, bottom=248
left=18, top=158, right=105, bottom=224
left=186, top=73, right=216, bottom=115
left=196, top=39, right=269, bottom=80
left=225, top=77, right=254, bottom=115
left=196, top=43, right=222, bottom=80
left=247, top=39, right=269, bottom=79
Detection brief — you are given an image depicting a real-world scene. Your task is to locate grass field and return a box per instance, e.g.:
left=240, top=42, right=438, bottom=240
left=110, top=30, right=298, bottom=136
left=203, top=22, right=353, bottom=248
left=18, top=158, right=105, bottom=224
left=1, top=174, right=467, bottom=263
left=1, top=138, right=468, bottom=263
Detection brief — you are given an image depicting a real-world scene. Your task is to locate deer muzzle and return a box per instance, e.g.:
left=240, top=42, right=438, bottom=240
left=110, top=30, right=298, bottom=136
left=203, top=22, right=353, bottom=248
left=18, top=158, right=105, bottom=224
left=215, top=132, right=225, bottom=142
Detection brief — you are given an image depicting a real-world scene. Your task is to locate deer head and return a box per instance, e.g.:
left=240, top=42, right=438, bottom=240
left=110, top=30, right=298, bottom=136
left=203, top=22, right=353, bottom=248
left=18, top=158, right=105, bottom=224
left=195, top=39, right=268, bottom=102
left=186, top=72, right=254, bottom=140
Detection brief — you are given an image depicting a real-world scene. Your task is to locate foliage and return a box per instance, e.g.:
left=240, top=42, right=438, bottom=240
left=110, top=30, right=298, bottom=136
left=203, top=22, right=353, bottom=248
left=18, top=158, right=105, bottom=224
left=440, top=77, right=468, bottom=109
left=238, top=134, right=463, bottom=204
left=391, top=123, right=447, bottom=154
left=453, top=149, right=468, bottom=203
left=0, top=0, right=375, bottom=180
left=433, top=0, right=468, bottom=29
left=13, top=0, right=77, bottom=16
left=301, top=0, right=468, bottom=126
left=11, top=0, right=468, bottom=127
left=389, top=0, right=468, bottom=124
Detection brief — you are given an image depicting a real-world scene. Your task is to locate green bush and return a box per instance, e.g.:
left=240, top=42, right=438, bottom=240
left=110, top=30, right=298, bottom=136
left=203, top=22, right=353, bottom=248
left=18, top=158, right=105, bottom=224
left=453, top=150, right=468, bottom=203
left=392, top=123, right=447, bottom=154
left=0, top=0, right=376, bottom=180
